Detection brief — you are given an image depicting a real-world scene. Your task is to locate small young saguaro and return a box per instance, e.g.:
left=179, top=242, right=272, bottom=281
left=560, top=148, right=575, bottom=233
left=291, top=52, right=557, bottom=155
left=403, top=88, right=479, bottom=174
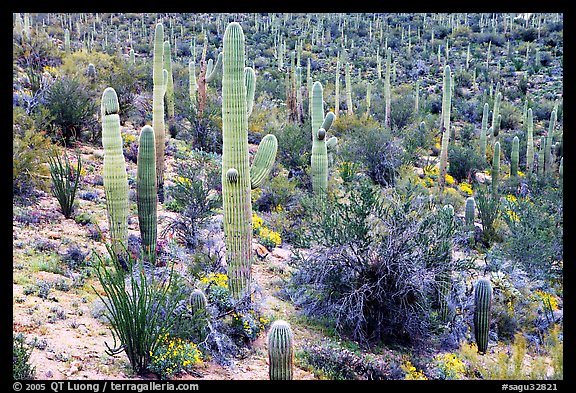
left=267, top=319, right=294, bottom=380
left=473, top=278, right=493, bottom=354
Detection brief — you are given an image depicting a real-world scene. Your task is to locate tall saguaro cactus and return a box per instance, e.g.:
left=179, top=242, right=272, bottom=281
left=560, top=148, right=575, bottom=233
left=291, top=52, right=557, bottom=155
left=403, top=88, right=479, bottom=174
left=152, top=22, right=168, bottom=203
left=163, top=40, right=175, bottom=120
left=311, top=81, right=336, bottom=197
left=384, top=47, right=392, bottom=128
left=479, top=103, right=489, bottom=162
left=510, top=136, right=519, bottom=178
left=526, top=108, right=534, bottom=175
left=101, top=87, right=129, bottom=258
left=473, top=278, right=493, bottom=354
left=439, top=64, right=452, bottom=188
left=544, top=109, right=556, bottom=174
left=345, top=62, right=353, bottom=116
left=268, top=320, right=294, bottom=380
left=136, top=125, right=157, bottom=264
left=221, top=22, right=277, bottom=300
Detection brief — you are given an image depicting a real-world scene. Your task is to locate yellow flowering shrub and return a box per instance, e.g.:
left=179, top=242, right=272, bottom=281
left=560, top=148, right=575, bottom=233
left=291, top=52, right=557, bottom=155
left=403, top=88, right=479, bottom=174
left=148, top=333, right=203, bottom=379
left=231, top=309, right=270, bottom=341
left=258, top=227, right=282, bottom=250
left=434, top=352, right=466, bottom=380
left=459, top=182, right=473, bottom=196
left=252, top=213, right=264, bottom=234
left=401, top=360, right=428, bottom=380
left=445, top=174, right=456, bottom=185
left=532, top=290, right=559, bottom=311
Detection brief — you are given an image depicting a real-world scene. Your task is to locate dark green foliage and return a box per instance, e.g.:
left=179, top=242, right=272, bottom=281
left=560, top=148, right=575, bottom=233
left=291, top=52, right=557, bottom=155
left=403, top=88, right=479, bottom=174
left=92, top=244, right=181, bottom=375
left=13, top=333, right=35, bottom=380
left=48, top=149, right=82, bottom=219
left=475, top=184, right=501, bottom=246
left=42, top=76, right=97, bottom=144
left=448, top=144, right=486, bottom=182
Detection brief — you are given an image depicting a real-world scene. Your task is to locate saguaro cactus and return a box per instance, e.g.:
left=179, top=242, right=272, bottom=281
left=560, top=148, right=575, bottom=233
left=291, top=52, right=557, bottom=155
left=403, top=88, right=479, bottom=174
left=136, top=125, right=157, bottom=264
left=465, top=196, right=475, bottom=229
left=189, top=288, right=208, bottom=316
left=510, top=135, right=519, bottom=178
left=152, top=22, right=168, bottom=203
left=311, top=81, right=336, bottom=197
left=101, top=87, right=129, bottom=258
left=384, top=47, right=392, bottom=128
left=268, top=320, right=294, bottom=380
left=480, top=103, right=489, bottom=162
left=439, top=64, right=451, bottom=188
left=345, top=62, right=353, bottom=116
left=473, top=278, right=493, bottom=354
left=163, top=40, right=175, bottom=120
left=544, top=110, right=556, bottom=174
left=491, top=141, right=500, bottom=196
left=526, top=108, right=534, bottom=175
left=221, top=22, right=277, bottom=300
left=334, top=57, right=340, bottom=118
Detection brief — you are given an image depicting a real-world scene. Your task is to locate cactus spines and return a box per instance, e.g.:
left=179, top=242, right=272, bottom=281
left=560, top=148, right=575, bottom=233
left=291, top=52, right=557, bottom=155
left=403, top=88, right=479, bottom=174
left=511, top=135, right=519, bottom=178
left=526, top=108, right=534, bottom=175
left=267, top=320, right=294, bottom=380
left=221, top=22, right=276, bottom=300
left=101, top=87, right=129, bottom=258
left=311, top=81, right=336, bottom=196
left=439, top=64, right=451, bottom=188
left=491, top=141, right=500, bottom=196
left=480, top=103, right=489, bottom=161
left=250, top=134, right=278, bottom=189
left=152, top=22, right=167, bottom=203
left=465, top=196, right=475, bottom=229
left=473, top=278, right=493, bottom=354
left=136, top=125, right=157, bottom=264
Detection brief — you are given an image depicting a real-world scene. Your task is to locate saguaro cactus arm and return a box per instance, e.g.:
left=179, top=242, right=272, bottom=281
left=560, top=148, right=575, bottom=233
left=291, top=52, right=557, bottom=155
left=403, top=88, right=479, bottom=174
left=250, top=134, right=278, bottom=189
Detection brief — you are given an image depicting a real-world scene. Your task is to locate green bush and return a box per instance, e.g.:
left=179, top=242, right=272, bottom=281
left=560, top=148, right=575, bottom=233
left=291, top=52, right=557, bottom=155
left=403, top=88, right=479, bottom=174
left=42, top=76, right=97, bottom=144
left=13, top=333, right=35, bottom=380
left=48, top=149, right=82, bottom=219
left=448, top=144, right=486, bottom=182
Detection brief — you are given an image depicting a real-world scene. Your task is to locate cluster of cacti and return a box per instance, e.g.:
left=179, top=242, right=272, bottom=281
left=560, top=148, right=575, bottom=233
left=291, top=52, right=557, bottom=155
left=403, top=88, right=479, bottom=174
left=152, top=22, right=169, bottom=204
left=439, top=64, right=451, bottom=187
left=473, top=278, right=493, bottom=354
left=221, top=22, right=278, bottom=300
left=101, top=87, right=129, bottom=258
left=136, top=125, right=157, bottom=264
left=310, top=81, right=337, bottom=197
left=267, top=320, right=294, bottom=380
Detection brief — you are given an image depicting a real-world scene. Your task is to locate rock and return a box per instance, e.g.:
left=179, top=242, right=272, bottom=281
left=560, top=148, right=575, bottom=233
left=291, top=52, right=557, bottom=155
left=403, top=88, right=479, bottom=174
left=475, top=172, right=491, bottom=184
left=271, top=247, right=292, bottom=260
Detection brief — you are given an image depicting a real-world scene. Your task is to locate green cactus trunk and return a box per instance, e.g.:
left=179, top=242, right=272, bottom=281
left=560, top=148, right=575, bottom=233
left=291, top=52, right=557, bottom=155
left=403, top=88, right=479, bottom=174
left=492, top=141, right=500, bottom=196
left=491, top=91, right=502, bottom=138
left=163, top=40, right=175, bottom=119
left=480, top=103, right=489, bottom=162
left=511, top=136, right=519, bottom=178
left=136, top=125, right=157, bottom=264
left=101, top=87, right=129, bottom=258
left=334, top=58, right=340, bottom=118
left=152, top=23, right=167, bottom=203
left=221, top=22, right=277, bottom=300
left=345, top=62, right=353, bottom=116
left=473, top=278, right=493, bottom=354
left=526, top=108, right=534, bottom=175
left=189, top=289, right=208, bottom=315
left=439, top=65, right=451, bottom=188
left=268, top=320, right=294, bottom=380
left=465, top=196, right=475, bottom=229
left=545, top=110, right=556, bottom=174
left=311, top=81, right=336, bottom=197
left=538, top=137, right=545, bottom=178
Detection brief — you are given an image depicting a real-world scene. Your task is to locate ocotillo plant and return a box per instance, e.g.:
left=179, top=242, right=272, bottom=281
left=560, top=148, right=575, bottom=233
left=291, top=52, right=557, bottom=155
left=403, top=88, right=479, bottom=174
left=439, top=64, right=451, bottom=188
left=479, top=103, right=489, bottom=162
left=526, top=108, right=534, bottom=175
left=152, top=22, right=168, bottom=203
left=473, top=278, right=493, bottom=354
left=101, top=87, right=129, bottom=259
left=136, top=125, right=157, bottom=264
left=491, top=141, right=500, bottom=196
left=268, top=320, right=294, bottom=380
left=510, top=135, right=519, bottom=178
left=221, top=22, right=277, bottom=300
left=311, top=81, right=336, bottom=197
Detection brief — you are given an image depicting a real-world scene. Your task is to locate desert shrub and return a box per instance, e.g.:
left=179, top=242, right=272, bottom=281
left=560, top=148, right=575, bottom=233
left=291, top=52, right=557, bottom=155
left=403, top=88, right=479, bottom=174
left=390, top=84, right=416, bottom=129
left=253, top=167, right=302, bottom=212
left=148, top=333, right=203, bottom=379
left=498, top=181, right=563, bottom=283
left=162, top=150, right=221, bottom=250
left=289, top=179, right=457, bottom=346
left=61, top=244, right=89, bottom=271
left=340, top=126, right=404, bottom=187
left=475, top=184, right=502, bottom=246
left=13, top=333, right=36, bottom=380
left=270, top=120, right=311, bottom=173
left=13, top=122, right=56, bottom=199
left=42, top=76, right=98, bottom=144
left=448, top=144, right=486, bottom=182
left=498, top=101, right=522, bottom=131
